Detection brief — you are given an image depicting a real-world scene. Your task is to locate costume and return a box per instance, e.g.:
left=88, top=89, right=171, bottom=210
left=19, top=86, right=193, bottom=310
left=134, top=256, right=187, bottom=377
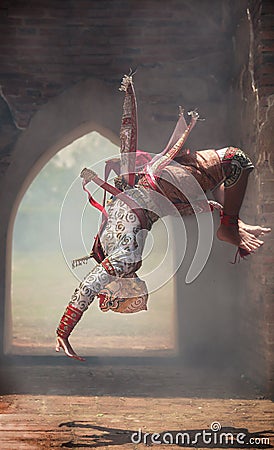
left=56, top=74, right=254, bottom=341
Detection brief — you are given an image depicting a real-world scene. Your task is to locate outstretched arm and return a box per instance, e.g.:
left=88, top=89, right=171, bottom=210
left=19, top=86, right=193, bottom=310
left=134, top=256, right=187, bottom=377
left=55, top=263, right=113, bottom=362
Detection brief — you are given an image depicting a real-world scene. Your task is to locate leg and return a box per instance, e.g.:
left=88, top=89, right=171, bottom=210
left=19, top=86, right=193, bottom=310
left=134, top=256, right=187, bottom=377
left=213, top=183, right=270, bottom=238
left=223, top=167, right=251, bottom=216
left=216, top=148, right=271, bottom=252
left=217, top=169, right=264, bottom=252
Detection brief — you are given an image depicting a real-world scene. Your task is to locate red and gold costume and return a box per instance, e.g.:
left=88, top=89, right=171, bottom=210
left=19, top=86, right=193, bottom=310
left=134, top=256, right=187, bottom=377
left=56, top=74, right=254, bottom=344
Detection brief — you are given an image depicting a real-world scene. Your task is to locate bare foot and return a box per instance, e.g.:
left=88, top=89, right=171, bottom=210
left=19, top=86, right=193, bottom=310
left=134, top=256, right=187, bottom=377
left=55, top=336, right=85, bottom=362
left=217, top=223, right=264, bottom=253
left=239, top=220, right=271, bottom=237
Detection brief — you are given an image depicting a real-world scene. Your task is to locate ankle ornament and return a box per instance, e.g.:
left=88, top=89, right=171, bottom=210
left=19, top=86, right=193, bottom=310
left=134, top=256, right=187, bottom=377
left=220, top=212, right=239, bottom=226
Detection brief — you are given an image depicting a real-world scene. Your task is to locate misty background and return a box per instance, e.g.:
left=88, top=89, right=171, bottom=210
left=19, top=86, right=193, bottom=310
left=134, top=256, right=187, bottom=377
left=11, top=132, right=176, bottom=356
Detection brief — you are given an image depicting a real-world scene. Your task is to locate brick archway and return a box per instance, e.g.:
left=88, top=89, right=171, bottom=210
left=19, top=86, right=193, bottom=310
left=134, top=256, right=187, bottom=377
left=0, top=78, right=121, bottom=354
left=0, top=75, right=244, bottom=365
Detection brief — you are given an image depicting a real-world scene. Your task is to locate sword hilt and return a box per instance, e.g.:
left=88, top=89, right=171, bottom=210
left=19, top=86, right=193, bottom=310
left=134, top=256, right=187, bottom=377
left=80, top=168, right=98, bottom=183
left=72, top=252, right=94, bottom=269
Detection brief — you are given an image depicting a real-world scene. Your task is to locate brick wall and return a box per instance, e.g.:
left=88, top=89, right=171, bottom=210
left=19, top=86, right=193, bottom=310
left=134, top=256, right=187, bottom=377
left=231, top=0, right=274, bottom=394
left=0, top=0, right=233, bottom=138
left=0, top=0, right=273, bottom=393
left=254, top=0, right=274, bottom=394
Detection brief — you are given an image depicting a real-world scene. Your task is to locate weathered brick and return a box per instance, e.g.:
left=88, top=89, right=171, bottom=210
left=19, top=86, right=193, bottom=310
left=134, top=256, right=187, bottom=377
left=261, top=0, right=274, bottom=14
left=261, top=202, right=274, bottom=213
left=7, top=6, right=48, bottom=18
left=261, top=15, right=274, bottom=30
left=0, top=16, right=23, bottom=25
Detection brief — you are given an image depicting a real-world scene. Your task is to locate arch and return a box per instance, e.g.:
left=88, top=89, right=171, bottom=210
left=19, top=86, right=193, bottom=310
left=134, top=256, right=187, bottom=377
left=0, top=75, right=240, bottom=363
left=0, top=78, right=122, bottom=354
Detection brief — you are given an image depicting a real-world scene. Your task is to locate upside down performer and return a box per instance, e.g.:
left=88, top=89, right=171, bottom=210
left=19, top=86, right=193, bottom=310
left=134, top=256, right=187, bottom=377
left=56, top=74, right=271, bottom=361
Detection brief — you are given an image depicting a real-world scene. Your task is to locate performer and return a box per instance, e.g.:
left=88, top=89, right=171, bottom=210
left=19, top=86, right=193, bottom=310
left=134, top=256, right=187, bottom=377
left=55, top=74, right=270, bottom=361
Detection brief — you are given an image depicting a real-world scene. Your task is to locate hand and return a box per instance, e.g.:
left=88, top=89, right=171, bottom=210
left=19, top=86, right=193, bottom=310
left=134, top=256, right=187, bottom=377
left=55, top=336, right=85, bottom=362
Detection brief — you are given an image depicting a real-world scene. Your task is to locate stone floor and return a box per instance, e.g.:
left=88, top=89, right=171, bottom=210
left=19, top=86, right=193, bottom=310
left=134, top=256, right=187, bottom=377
left=0, top=362, right=273, bottom=449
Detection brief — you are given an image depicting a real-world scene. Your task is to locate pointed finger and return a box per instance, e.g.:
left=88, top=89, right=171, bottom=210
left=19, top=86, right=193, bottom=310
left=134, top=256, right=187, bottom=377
left=72, top=355, right=86, bottom=362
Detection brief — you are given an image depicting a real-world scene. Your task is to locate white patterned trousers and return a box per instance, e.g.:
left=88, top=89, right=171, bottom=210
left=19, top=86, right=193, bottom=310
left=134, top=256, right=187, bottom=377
left=69, top=198, right=147, bottom=312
